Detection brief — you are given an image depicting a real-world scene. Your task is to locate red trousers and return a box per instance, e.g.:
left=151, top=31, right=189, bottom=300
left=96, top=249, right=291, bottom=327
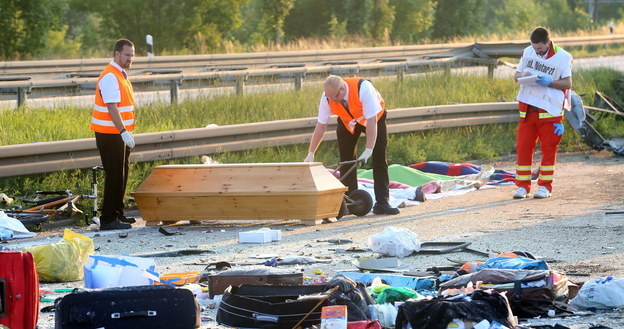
left=515, top=110, right=562, bottom=192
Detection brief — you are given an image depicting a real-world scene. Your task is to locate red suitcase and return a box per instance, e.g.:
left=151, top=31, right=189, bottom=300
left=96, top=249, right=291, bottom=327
left=0, top=250, right=39, bottom=329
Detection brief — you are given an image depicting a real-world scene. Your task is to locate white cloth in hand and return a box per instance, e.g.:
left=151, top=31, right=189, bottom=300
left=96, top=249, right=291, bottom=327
left=358, top=148, right=373, bottom=163
left=121, top=131, right=135, bottom=148
left=304, top=151, right=315, bottom=162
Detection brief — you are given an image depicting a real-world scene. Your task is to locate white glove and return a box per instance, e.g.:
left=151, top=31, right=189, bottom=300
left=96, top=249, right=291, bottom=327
left=304, top=151, right=315, bottom=162
left=121, top=131, right=136, bottom=148
left=358, top=148, right=373, bottom=163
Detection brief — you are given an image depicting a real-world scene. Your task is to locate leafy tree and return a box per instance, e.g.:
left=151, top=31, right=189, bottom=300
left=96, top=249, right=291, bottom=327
left=259, top=0, right=295, bottom=46
left=390, top=0, right=435, bottom=43
left=542, top=0, right=591, bottom=32
left=344, top=0, right=374, bottom=37
left=482, top=0, right=540, bottom=35
left=430, top=0, right=486, bottom=41
left=283, top=0, right=333, bottom=39
left=0, top=0, right=65, bottom=60
left=75, top=0, right=245, bottom=54
left=370, top=0, right=395, bottom=42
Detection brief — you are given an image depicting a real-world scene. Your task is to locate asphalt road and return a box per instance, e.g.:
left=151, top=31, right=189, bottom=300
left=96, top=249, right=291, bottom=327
left=4, top=150, right=624, bottom=328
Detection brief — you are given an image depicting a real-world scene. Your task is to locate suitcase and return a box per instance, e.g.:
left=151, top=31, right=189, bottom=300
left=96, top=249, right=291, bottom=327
left=0, top=250, right=39, bottom=329
left=208, top=270, right=303, bottom=298
left=55, top=285, right=200, bottom=329
left=217, top=284, right=330, bottom=329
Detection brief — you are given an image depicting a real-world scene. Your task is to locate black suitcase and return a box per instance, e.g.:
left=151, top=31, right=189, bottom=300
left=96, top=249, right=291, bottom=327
left=217, top=284, right=330, bottom=329
left=55, top=285, right=200, bottom=329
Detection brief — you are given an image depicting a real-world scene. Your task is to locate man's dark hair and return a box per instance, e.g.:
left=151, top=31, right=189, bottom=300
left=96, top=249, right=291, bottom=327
left=530, top=27, right=550, bottom=44
left=113, top=38, right=134, bottom=54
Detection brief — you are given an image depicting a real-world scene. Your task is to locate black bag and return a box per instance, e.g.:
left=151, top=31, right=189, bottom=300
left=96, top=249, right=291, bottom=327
left=55, top=285, right=200, bottom=329
left=395, top=290, right=512, bottom=329
left=440, top=268, right=569, bottom=318
left=217, top=284, right=331, bottom=329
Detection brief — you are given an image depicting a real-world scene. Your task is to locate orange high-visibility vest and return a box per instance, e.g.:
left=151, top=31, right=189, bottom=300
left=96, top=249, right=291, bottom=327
left=90, top=64, right=135, bottom=134
left=328, top=78, right=385, bottom=134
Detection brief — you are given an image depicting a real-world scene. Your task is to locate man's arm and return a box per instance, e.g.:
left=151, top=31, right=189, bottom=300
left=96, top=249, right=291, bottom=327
left=364, top=116, right=377, bottom=150
left=514, top=71, right=532, bottom=82
left=304, top=122, right=327, bottom=162
left=549, top=76, right=572, bottom=90
left=308, top=122, right=327, bottom=153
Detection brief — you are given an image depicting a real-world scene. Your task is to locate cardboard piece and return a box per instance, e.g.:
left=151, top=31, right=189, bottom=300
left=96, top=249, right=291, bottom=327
left=358, top=257, right=399, bottom=269
left=320, top=305, right=347, bottom=329
left=207, top=269, right=303, bottom=298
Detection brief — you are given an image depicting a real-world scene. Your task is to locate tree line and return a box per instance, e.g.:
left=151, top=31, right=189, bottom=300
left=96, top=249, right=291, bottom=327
left=1, top=0, right=622, bottom=61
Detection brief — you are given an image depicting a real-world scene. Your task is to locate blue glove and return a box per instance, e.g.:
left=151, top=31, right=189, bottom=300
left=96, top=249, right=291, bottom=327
left=536, top=75, right=553, bottom=87
left=553, top=123, right=564, bottom=136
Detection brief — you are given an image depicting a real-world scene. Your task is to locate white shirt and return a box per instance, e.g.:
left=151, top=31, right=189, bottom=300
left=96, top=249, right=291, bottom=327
left=316, top=80, right=383, bottom=124
left=98, top=61, right=127, bottom=104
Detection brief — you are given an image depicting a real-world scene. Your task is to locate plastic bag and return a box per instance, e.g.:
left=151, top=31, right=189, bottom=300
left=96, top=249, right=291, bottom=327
left=569, top=276, right=624, bottom=310
left=84, top=255, right=158, bottom=288
left=476, top=256, right=549, bottom=271
left=0, top=210, right=36, bottom=239
left=370, top=303, right=397, bottom=328
left=22, top=229, right=94, bottom=282
left=376, top=287, right=420, bottom=304
left=368, top=227, right=420, bottom=258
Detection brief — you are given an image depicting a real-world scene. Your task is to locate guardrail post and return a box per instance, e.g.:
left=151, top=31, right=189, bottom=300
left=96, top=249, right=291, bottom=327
left=487, top=63, right=496, bottom=79
left=294, top=72, right=303, bottom=91
left=396, top=66, right=405, bottom=82
left=444, top=63, right=451, bottom=78
left=170, top=79, right=180, bottom=104
left=17, top=87, right=27, bottom=108
left=236, top=76, right=245, bottom=95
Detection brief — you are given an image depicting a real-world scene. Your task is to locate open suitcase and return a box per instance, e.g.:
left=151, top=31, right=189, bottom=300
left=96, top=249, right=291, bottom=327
left=0, top=250, right=39, bottom=329
left=217, top=284, right=331, bottom=329
left=55, top=285, right=200, bottom=329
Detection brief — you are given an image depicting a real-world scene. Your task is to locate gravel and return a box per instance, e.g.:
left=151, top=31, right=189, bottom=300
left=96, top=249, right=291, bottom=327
left=4, top=150, right=624, bottom=329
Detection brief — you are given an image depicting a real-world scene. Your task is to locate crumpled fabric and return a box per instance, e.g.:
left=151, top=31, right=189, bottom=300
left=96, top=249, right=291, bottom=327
left=328, top=275, right=375, bottom=322
left=395, top=290, right=512, bottom=329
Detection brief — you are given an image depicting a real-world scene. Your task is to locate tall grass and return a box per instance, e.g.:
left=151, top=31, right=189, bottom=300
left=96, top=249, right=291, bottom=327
left=1, top=68, right=623, bottom=211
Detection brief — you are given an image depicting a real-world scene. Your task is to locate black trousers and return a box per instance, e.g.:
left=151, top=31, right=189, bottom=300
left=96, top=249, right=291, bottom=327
left=95, top=132, right=131, bottom=224
left=336, top=111, right=390, bottom=205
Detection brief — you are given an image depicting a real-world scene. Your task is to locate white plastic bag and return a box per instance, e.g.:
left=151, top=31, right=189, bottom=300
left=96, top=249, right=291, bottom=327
left=372, top=303, right=398, bottom=328
left=368, top=226, right=420, bottom=258
left=83, top=255, right=158, bottom=288
left=569, top=277, right=624, bottom=310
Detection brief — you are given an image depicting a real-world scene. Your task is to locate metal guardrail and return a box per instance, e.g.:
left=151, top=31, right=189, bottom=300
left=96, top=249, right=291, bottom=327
left=0, top=56, right=495, bottom=108
left=2, top=35, right=624, bottom=108
left=0, top=102, right=518, bottom=178
left=2, top=34, right=622, bottom=76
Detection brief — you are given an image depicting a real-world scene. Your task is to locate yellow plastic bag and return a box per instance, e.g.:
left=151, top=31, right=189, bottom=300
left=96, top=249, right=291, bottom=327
left=22, top=229, right=94, bottom=282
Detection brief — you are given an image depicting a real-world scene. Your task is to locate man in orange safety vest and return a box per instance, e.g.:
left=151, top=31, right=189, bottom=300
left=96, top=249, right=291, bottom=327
left=91, top=38, right=137, bottom=230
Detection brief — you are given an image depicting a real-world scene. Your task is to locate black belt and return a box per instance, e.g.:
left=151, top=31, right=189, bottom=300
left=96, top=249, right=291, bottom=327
left=528, top=105, right=540, bottom=112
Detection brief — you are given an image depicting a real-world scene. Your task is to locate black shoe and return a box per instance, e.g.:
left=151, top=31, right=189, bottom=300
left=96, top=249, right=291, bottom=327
left=100, top=219, right=131, bottom=230
left=372, top=203, right=400, bottom=215
left=118, top=216, right=136, bottom=224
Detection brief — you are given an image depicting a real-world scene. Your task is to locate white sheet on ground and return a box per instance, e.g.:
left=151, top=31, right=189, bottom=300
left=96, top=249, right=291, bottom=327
left=357, top=165, right=496, bottom=208
left=0, top=211, right=36, bottom=239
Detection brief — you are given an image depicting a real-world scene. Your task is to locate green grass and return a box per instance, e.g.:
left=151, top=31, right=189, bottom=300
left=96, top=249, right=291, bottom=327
left=2, top=68, right=624, bottom=213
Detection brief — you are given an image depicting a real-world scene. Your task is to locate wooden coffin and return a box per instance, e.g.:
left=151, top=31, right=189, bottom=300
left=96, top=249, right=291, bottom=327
left=131, top=162, right=347, bottom=225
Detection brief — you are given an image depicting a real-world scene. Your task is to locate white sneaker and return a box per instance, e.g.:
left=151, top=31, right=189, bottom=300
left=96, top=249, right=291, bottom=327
left=534, top=186, right=551, bottom=199
left=513, top=187, right=529, bottom=199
